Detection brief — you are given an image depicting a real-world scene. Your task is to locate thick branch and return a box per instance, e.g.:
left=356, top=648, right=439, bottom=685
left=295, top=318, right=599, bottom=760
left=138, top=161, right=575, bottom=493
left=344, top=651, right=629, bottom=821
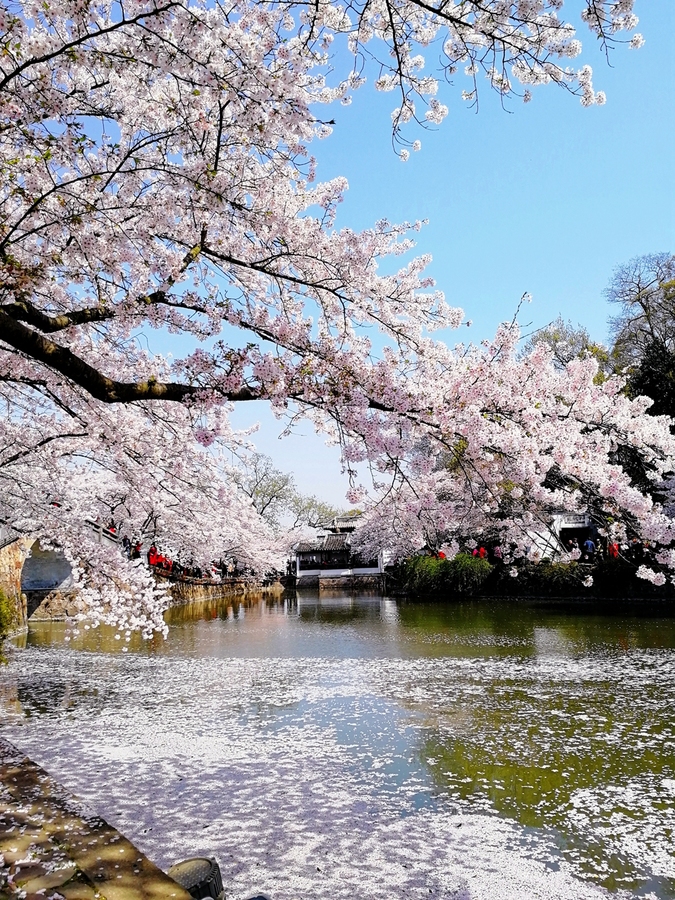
left=2, top=299, right=115, bottom=332
left=0, top=310, right=259, bottom=403
left=1, top=234, right=206, bottom=334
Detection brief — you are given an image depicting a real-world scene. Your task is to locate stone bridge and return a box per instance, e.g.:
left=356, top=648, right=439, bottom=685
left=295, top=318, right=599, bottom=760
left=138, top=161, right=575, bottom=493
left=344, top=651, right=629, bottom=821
left=0, top=527, right=282, bottom=635
left=0, top=524, right=119, bottom=634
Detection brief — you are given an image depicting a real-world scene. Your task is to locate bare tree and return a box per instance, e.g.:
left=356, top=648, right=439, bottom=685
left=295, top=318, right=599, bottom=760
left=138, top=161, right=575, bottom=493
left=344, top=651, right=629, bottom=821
left=607, top=253, right=675, bottom=368
left=234, top=453, right=343, bottom=531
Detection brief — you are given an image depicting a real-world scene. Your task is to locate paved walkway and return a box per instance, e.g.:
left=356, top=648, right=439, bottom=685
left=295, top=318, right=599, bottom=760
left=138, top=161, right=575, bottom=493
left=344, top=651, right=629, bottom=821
left=0, top=738, right=193, bottom=900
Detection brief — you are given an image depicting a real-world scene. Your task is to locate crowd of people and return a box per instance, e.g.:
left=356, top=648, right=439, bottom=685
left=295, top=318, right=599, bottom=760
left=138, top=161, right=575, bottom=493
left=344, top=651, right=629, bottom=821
left=120, top=535, right=143, bottom=559
left=437, top=545, right=503, bottom=563
left=146, top=543, right=222, bottom=580
left=563, top=535, right=655, bottom=564
left=117, top=531, right=219, bottom=580
left=433, top=534, right=656, bottom=567
left=101, top=520, right=260, bottom=582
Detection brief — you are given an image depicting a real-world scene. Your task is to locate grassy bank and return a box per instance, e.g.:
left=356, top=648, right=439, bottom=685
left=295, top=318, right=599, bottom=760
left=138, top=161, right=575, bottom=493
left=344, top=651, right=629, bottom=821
left=399, top=553, right=493, bottom=597
left=395, top=555, right=675, bottom=600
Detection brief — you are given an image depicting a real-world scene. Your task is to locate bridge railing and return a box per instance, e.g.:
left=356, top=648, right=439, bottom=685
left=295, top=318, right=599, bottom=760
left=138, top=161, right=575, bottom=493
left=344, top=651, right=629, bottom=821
left=83, top=520, right=122, bottom=546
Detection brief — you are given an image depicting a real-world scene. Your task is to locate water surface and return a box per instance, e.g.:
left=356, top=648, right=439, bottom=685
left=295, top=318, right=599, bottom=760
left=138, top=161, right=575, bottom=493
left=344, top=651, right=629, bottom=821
left=1, top=593, right=674, bottom=899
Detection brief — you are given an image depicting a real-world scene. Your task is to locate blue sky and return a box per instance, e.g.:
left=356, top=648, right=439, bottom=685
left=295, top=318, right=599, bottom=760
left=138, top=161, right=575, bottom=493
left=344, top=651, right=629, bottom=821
left=231, top=1, right=675, bottom=506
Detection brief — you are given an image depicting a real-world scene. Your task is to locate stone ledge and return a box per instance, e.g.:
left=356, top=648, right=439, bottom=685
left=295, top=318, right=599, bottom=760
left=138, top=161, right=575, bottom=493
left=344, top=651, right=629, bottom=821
left=0, top=738, right=193, bottom=900
left=318, top=575, right=383, bottom=590
left=27, top=590, right=84, bottom=621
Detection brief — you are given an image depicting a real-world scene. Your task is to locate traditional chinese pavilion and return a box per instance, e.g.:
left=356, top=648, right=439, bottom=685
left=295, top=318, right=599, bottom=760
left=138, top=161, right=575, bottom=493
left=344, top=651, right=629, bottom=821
left=292, top=513, right=383, bottom=588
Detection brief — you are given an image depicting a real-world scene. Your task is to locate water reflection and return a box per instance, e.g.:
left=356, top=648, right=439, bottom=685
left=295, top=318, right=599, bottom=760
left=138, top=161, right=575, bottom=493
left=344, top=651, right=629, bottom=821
left=6, top=593, right=675, bottom=896
left=296, top=592, right=386, bottom=624
left=23, top=593, right=675, bottom=658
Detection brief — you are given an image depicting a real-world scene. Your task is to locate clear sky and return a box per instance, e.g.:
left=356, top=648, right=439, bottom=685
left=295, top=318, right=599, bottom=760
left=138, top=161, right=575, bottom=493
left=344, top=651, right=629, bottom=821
left=230, top=1, right=675, bottom=506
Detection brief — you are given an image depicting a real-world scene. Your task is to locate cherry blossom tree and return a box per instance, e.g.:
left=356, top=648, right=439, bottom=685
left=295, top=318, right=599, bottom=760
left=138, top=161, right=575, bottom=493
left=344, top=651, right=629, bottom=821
left=1, top=0, right=664, bottom=630
left=3, top=392, right=280, bottom=636
left=349, top=321, right=675, bottom=583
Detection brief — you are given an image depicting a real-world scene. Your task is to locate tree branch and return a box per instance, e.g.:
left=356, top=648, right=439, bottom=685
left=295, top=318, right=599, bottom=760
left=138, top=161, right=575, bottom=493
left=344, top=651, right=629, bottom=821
left=2, top=298, right=115, bottom=333
left=1, top=431, right=90, bottom=467
left=0, top=3, right=180, bottom=93
left=0, top=310, right=259, bottom=403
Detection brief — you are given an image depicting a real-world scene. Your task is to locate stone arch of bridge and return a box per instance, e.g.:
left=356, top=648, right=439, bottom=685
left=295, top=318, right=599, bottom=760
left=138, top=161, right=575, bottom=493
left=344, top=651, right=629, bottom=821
left=0, top=536, right=78, bottom=633
left=0, top=536, right=35, bottom=633
left=21, top=540, right=75, bottom=619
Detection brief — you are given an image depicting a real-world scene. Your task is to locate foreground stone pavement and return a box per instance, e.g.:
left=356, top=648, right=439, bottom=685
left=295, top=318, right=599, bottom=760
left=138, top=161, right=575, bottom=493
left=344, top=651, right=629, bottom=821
left=0, top=738, right=193, bottom=900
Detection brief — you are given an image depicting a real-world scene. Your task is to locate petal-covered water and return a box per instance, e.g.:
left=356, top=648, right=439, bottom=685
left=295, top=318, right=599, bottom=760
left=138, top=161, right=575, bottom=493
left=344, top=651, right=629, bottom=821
left=1, top=594, right=674, bottom=899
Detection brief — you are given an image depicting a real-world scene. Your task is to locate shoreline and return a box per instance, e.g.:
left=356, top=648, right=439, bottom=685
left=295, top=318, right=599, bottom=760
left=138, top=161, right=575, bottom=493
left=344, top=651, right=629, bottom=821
left=0, top=738, right=192, bottom=900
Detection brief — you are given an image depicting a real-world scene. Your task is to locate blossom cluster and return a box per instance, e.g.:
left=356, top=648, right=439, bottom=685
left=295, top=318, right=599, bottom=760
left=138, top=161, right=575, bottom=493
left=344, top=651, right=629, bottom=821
left=350, top=325, right=675, bottom=571
left=0, top=0, right=660, bottom=631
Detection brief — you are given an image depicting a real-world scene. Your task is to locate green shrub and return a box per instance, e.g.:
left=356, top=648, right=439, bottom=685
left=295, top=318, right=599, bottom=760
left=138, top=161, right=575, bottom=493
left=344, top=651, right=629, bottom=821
left=0, top=588, right=15, bottom=662
left=489, top=560, right=581, bottom=596
left=588, top=557, right=672, bottom=598
left=402, top=553, right=493, bottom=598
left=488, top=557, right=673, bottom=598
left=398, top=553, right=675, bottom=600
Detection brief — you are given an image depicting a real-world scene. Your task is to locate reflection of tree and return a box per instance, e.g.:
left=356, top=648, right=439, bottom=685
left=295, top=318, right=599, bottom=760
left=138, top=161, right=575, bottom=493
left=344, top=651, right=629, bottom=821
left=0, top=680, right=23, bottom=717
left=372, top=600, right=675, bottom=891
left=297, top=596, right=384, bottom=625
left=397, top=599, right=675, bottom=651
left=16, top=677, right=72, bottom=717
left=418, top=665, right=672, bottom=891
left=164, top=594, right=288, bottom=625
left=27, top=621, right=160, bottom=655
left=396, top=601, right=534, bottom=655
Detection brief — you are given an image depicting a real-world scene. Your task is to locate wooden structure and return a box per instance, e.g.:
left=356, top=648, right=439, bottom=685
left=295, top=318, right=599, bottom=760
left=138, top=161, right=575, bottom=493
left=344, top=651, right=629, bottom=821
left=293, top=514, right=383, bottom=588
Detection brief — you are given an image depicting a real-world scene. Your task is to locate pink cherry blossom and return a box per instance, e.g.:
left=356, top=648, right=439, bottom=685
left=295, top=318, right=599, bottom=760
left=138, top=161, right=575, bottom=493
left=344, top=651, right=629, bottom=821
left=0, top=0, right=659, bottom=633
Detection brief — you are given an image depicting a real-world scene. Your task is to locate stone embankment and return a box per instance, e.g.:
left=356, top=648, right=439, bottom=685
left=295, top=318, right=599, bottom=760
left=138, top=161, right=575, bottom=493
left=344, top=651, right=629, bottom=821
left=316, top=574, right=383, bottom=591
left=26, top=591, right=84, bottom=622
left=23, top=577, right=284, bottom=623
left=0, top=538, right=33, bottom=633
left=0, top=738, right=192, bottom=900
left=151, top=569, right=284, bottom=605
left=0, top=531, right=285, bottom=628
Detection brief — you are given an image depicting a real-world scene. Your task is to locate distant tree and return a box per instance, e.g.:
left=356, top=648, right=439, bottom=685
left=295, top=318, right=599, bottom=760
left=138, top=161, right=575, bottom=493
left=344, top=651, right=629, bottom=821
left=521, top=316, right=610, bottom=373
left=287, top=494, right=345, bottom=531
left=628, top=340, right=675, bottom=419
left=624, top=340, right=675, bottom=511
left=606, top=253, right=675, bottom=369
left=234, top=453, right=342, bottom=532
left=233, top=453, right=296, bottom=530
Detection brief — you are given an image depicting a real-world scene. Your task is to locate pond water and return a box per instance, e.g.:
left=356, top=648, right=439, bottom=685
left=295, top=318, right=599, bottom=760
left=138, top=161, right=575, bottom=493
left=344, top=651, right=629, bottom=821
left=1, top=593, right=674, bottom=900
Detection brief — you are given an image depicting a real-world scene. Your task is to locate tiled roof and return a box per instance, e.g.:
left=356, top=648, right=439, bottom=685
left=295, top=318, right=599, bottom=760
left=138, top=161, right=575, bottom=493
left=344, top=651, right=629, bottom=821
left=333, top=513, right=363, bottom=525
left=331, top=514, right=362, bottom=529
left=323, top=533, right=349, bottom=551
left=295, top=541, right=321, bottom=553
left=315, top=512, right=364, bottom=533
